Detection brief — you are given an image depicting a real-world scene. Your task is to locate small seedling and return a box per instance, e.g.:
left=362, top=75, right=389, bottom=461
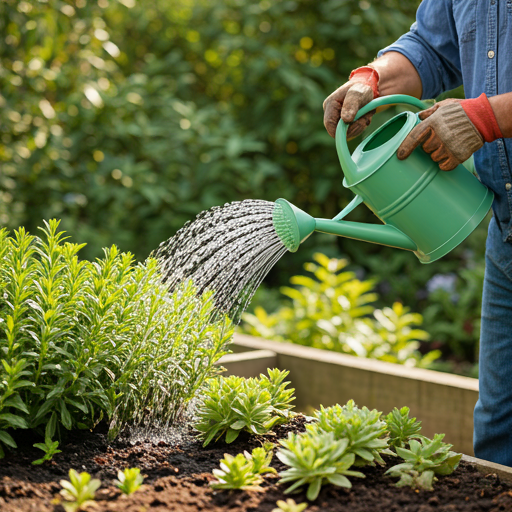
left=277, top=430, right=365, bottom=501
left=244, top=445, right=277, bottom=475
left=32, top=436, right=61, bottom=465
left=385, top=434, right=462, bottom=490
left=211, top=453, right=264, bottom=490
left=114, top=467, right=145, bottom=495
left=385, top=406, right=422, bottom=449
left=59, top=469, right=101, bottom=512
left=211, top=445, right=276, bottom=490
left=195, top=369, right=295, bottom=446
left=272, top=498, right=308, bottom=512
left=309, top=400, right=392, bottom=466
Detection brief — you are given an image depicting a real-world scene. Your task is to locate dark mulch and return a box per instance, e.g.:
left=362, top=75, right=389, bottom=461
left=1, top=415, right=512, bottom=512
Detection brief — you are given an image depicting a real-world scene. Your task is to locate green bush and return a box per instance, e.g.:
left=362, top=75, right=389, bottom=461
left=0, top=0, right=418, bottom=261
left=241, top=253, right=440, bottom=367
left=0, top=220, right=232, bottom=456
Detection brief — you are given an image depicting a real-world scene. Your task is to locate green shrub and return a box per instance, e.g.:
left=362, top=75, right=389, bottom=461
left=0, top=220, right=231, bottom=456
left=0, top=0, right=419, bottom=262
left=194, top=369, right=295, bottom=446
left=242, top=253, right=440, bottom=367
left=308, top=400, right=392, bottom=467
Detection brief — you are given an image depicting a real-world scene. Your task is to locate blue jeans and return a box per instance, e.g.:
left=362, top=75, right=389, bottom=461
left=474, top=216, right=512, bottom=465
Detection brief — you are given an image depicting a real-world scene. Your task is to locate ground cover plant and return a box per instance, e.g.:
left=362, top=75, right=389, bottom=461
left=0, top=220, right=232, bottom=458
left=210, top=445, right=276, bottom=491
left=194, top=369, right=295, bottom=446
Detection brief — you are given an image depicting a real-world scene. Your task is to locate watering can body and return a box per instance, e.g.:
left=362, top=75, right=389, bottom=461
left=329, top=94, right=494, bottom=263
left=274, top=95, right=493, bottom=263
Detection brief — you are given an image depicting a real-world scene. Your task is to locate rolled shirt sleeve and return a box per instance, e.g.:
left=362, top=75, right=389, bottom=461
left=377, top=0, right=462, bottom=99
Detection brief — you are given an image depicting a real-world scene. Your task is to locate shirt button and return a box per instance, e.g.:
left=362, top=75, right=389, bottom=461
left=488, top=50, right=495, bottom=59
left=506, top=183, right=512, bottom=191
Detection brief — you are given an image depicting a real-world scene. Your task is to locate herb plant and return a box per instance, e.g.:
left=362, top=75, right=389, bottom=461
left=114, top=467, right=145, bottom=495
left=385, top=406, right=423, bottom=450
left=272, top=499, right=309, bottom=512
left=309, top=400, right=391, bottom=466
left=210, top=445, right=275, bottom=491
left=59, top=469, right=101, bottom=512
left=0, top=221, right=231, bottom=456
left=32, top=436, right=61, bottom=465
left=194, top=369, right=295, bottom=446
left=277, top=431, right=365, bottom=501
left=385, top=434, right=462, bottom=491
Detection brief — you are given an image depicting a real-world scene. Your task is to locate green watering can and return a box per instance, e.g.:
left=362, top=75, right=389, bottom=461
left=273, top=94, right=494, bottom=264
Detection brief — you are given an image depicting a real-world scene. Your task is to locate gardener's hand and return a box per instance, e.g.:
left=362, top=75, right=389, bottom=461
left=397, top=94, right=503, bottom=171
left=323, top=66, right=379, bottom=140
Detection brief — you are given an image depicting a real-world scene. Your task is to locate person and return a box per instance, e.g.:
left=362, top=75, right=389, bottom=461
left=323, top=0, right=512, bottom=467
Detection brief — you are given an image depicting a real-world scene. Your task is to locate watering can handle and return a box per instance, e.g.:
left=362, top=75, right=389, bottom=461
left=335, top=94, right=428, bottom=178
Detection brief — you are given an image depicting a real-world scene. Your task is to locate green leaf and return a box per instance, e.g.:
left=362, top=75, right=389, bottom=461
left=59, top=400, right=73, bottom=430
left=225, top=428, right=240, bottom=444
left=0, top=430, right=17, bottom=449
left=0, top=413, right=29, bottom=429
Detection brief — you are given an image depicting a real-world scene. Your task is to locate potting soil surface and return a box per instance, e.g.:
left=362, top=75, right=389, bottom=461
left=1, top=416, right=511, bottom=512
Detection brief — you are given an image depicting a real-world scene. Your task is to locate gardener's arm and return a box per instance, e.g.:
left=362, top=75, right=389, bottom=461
left=489, top=93, right=512, bottom=138
left=324, top=0, right=460, bottom=138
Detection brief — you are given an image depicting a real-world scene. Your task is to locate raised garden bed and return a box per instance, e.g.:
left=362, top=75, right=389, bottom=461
left=2, top=417, right=512, bottom=512
left=2, top=333, right=512, bottom=512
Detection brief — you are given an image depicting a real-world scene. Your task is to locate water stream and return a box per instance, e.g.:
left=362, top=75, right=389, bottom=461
left=152, top=199, right=287, bottom=324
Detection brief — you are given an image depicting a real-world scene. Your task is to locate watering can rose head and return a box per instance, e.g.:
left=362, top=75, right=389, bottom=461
left=273, top=95, right=493, bottom=265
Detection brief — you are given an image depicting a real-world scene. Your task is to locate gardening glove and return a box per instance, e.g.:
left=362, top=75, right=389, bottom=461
left=323, top=66, right=380, bottom=140
left=397, top=93, right=503, bottom=171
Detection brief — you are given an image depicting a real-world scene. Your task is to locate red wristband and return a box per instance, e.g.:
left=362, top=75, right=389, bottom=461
left=460, top=93, right=503, bottom=143
left=349, top=66, right=380, bottom=99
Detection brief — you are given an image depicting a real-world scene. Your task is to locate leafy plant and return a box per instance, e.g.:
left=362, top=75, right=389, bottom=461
left=277, top=431, right=365, bottom=501
left=32, top=436, right=61, bottom=465
left=385, top=434, right=462, bottom=491
left=245, top=445, right=277, bottom=476
left=194, top=369, right=295, bottom=446
left=309, top=400, right=391, bottom=466
left=0, top=221, right=231, bottom=456
left=210, top=445, right=275, bottom=491
left=272, top=499, right=308, bottom=512
left=242, top=254, right=440, bottom=368
left=114, top=467, right=145, bottom=495
left=385, top=407, right=422, bottom=450
left=59, top=469, right=101, bottom=512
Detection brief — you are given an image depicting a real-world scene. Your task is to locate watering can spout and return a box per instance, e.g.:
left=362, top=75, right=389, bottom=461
left=273, top=199, right=316, bottom=252
left=273, top=198, right=418, bottom=253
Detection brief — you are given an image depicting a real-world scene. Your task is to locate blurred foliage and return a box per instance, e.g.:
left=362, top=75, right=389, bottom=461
left=242, top=253, right=440, bottom=368
left=0, top=0, right=486, bottom=369
left=1, top=0, right=418, bottom=260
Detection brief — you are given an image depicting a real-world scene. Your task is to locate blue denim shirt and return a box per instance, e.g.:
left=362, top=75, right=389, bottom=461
left=378, top=0, right=512, bottom=242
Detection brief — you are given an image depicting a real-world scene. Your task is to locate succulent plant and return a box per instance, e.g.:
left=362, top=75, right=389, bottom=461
left=385, top=434, right=462, bottom=490
left=309, top=400, right=391, bottom=466
left=385, top=406, right=422, bottom=450
left=277, top=430, right=365, bottom=501
left=195, top=369, right=295, bottom=446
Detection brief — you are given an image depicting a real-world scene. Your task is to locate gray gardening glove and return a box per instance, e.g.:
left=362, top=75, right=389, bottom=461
left=397, top=101, right=484, bottom=171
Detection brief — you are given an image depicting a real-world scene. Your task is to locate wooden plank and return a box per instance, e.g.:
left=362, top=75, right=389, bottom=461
left=231, top=333, right=479, bottom=454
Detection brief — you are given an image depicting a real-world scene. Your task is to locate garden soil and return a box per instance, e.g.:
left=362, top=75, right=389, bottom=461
left=1, top=416, right=511, bottom=512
